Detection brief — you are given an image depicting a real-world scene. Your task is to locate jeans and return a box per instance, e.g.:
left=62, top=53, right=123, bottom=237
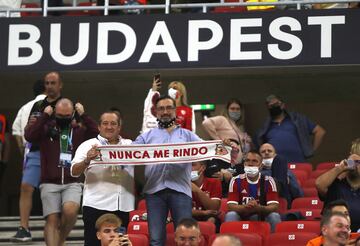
left=145, top=188, right=192, bottom=246
left=225, top=211, right=281, bottom=232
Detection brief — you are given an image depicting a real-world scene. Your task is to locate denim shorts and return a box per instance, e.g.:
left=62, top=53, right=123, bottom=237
left=22, top=151, right=41, bottom=188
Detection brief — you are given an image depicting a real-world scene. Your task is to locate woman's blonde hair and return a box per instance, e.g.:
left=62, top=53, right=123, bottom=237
left=168, top=81, right=188, bottom=106
left=350, top=138, right=360, bottom=155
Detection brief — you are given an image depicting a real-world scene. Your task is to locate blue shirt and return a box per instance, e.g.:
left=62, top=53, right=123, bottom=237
left=133, top=126, right=201, bottom=198
left=265, top=116, right=315, bottom=163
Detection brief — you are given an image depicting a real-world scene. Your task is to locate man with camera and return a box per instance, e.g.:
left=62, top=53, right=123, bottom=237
left=12, top=72, right=62, bottom=242
left=25, top=98, right=98, bottom=246
left=316, top=153, right=360, bottom=232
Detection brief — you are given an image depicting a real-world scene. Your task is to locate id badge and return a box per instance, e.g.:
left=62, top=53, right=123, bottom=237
left=58, top=152, right=72, bottom=168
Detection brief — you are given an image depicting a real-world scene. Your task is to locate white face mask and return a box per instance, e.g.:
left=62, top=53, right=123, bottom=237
left=244, top=166, right=259, bottom=178
left=191, top=171, right=200, bottom=181
left=168, top=88, right=178, bottom=100
left=262, top=158, right=274, bottom=168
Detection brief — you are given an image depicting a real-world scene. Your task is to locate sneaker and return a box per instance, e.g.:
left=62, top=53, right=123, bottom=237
left=10, top=227, right=32, bottom=242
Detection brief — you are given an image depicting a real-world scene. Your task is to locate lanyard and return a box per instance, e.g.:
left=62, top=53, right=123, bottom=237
left=59, top=128, right=73, bottom=153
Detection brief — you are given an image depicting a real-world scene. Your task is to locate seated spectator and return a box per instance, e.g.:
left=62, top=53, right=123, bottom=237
left=202, top=98, right=252, bottom=196
left=306, top=212, right=351, bottom=246
left=95, top=213, right=132, bottom=246
left=174, top=218, right=201, bottom=246
left=307, top=199, right=355, bottom=245
left=259, top=143, right=303, bottom=206
left=225, top=150, right=281, bottom=232
left=211, top=234, right=242, bottom=246
left=191, top=161, right=222, bottom=230
left=316, top=153, right=360, bottom=232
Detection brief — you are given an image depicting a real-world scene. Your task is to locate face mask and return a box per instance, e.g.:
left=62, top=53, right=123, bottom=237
left=244, top=166, right=259, bottom=178
left=55, top=117, right=72, bottom=129
left=191, top=171, right=200, bottom=181
left=157, top=118, right=176, bottom=129
left=262, top=158, right=274, bottom=168
left=168, top=88, right=178, bottom=100
left=269, top=105, right=283, bottom=118
left=229, top=111, right=241, bottom=121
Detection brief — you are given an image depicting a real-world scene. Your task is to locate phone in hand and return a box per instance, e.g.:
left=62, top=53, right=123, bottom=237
left=154, top=73, right=161, bottom=81
left=346, top=159, right=360, bottom=169
left=117, top=226, right=127, bottom=236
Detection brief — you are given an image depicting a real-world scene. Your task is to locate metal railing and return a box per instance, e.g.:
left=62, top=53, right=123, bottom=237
left=0, top=0, right=359, bottom=17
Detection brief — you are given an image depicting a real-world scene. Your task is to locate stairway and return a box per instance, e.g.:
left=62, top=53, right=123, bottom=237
left=0, top=215, right=85, bottom=245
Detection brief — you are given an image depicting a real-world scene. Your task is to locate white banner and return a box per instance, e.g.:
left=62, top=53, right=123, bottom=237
left=91, top=140, right=231, bottom=166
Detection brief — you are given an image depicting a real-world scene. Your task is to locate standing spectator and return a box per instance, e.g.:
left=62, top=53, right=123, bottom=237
left=256, top=94, right=326, bottom=163
left=316, top=153, right=360, bottom=232
left=25, top=98, right=98, bottom=246
left=11, top=80, right=46, bottom=242
left=0, top=114, right=11, bottom=191
left=71, top=111, right=134, bottom=246
left=12, top=72, right=62, bottom=242
left=259, top=143, right=303, bottom=205
left=202, top=99, right=252, bottom=196
left=306, top=212, right=351, bottom=246
left=225, top=150, right=281, bottom=232
left=95, top=214, right=132, bottom=246
left=174, top=218, right=202, bottom=246
left=133, top=95, right=202, bottom=245
left=191, top=161, right=221, bottom=230
left=141, top=77, right=195, bottom=133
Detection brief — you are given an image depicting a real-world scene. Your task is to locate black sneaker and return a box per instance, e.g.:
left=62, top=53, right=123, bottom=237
left=11, top=227, right=32, bottom=242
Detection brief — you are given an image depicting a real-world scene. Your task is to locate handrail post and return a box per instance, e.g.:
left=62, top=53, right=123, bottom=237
left=104, top=0, right=109, bottom=15
left=165, top=0, right=170, bottom=14
left=43, top=0, right=48, bottom=17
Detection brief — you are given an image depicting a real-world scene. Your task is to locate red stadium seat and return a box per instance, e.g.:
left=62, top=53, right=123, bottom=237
left=302, top=178, right=317, bottom=188
left=20, top=3, right=41, bottom=17
left=212, top=0, right=247, bottom=13
left=290, top=170, right=308, bottom=186
left=137, top=199, right=147, bottom=210
left=275, top=221, right=321, bottom=234
left=303, top=188, right=318, bottom=197
left=310, top=169, right=327, bottom=179
left=287, top=208, right=322, bottom=220
left=129, top=210, right=147, bottom=222
left=291, top=197, right=323, bottom=210
left=208, top=233, right=262, bottom=246
left=316, top=162, right=338, bottom=170
left=128, top=234, right=149, bottom=246
left=220, top=221, right=270, bottom=244
left=198, top=221, right=216, bottom=242
left=166, top=223, right=175, bottom=234
left=127, top=221, right=149, bottom=237
left=288, top=163, right=313, bottom=176
left=268, top=232, right=318, bottom=246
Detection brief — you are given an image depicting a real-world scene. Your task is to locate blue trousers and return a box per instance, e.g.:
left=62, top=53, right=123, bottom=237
left=225, top=211, right=281, bottom=232
left=145, top=188, right=192, bottom=246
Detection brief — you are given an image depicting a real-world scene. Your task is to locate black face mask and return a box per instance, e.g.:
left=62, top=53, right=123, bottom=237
left=157, top=118, right=176, bottom=129
left=55, top=117, right=72, bottom=129
left=269, top=105, right=283, bottom=118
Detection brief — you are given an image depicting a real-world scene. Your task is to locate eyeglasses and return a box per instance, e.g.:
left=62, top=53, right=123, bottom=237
left=156, top=106, right=176, bottom=112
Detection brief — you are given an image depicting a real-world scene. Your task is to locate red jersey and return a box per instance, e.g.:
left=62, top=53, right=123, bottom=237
left=192, top=177, right=222, bottom=210
left=176, top=106, right=193, bottom=131
left=227, top=173, right=279, bottom=206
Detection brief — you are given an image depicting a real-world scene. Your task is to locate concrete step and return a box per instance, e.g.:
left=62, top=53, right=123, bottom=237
left=0, top=216, right=85, bottom=244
